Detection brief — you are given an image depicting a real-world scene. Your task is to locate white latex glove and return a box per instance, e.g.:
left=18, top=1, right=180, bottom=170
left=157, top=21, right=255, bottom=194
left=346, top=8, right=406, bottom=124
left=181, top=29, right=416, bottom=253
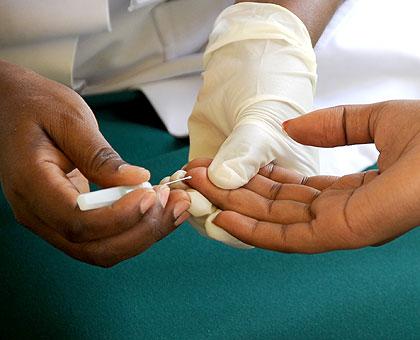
left=189, top=2, right=320, bottom=190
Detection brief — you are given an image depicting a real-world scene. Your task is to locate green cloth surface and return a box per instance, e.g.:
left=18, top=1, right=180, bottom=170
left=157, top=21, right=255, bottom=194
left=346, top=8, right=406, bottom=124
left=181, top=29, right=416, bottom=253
left=1, top=91, right=419, bottom=339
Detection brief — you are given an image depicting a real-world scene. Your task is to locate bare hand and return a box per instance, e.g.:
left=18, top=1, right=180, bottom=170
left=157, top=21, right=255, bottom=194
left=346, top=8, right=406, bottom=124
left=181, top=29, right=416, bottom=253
left=0, top=60, right=190, bottom=266
left=185, top=101, right=420, bottom=253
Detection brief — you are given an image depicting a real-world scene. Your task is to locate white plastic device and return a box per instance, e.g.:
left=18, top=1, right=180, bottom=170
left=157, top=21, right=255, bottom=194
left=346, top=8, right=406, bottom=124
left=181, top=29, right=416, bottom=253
left=77, top=182, right=153, bottom=211
left=77, top=177, right=191, bottom=211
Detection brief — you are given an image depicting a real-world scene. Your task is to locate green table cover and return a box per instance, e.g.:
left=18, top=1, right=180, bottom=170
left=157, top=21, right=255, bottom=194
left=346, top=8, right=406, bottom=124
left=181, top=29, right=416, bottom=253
left=1, top=92, right=419, bottom=339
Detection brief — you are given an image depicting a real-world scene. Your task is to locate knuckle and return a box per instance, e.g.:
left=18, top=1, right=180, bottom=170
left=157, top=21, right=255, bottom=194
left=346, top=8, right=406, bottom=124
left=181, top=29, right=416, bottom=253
left=266, top=199, right=275, bottom=216
left=13, top=210, right=29, bottom=227
left=88, top=146, right=121, bottom=175
left=266, top=162, right=275, bottom=179
left=151, top=223, right=167, bottom=242
left=304, top=205, right=316, bottom=221
left=63, top=218, right=90, bottom=243
left=309, top=189, right=321, bottom=203
left=300, top=176, right=309, bottom=186
left=270, top=182, right=283, bottom=200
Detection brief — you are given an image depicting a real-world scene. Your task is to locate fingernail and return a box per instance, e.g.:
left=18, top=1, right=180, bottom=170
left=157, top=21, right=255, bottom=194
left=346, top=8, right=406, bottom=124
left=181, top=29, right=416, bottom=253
left=159, top=176, right=171, bottom=185
left=174, top=211, right=190, bottom=227
left=157, top=186, right=170, bottom=208
left=118, top=164, right=147, bottom=174
left=140, top=192, right=156, bottom=214
left=118, top=164, right=130, bottom=171
left=173, top=200, right=190, bottom=220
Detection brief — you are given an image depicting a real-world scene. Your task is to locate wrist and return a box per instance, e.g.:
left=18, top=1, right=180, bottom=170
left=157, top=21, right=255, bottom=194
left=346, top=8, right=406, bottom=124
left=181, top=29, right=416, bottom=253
left=235, top=1, right=343, bottom=44
left=206, top=2, right=313, bottom=64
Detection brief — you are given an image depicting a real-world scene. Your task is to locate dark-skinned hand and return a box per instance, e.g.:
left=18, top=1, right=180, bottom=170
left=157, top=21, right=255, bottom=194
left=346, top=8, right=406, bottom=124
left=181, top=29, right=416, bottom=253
left=0, top=60, right=190, bottom=267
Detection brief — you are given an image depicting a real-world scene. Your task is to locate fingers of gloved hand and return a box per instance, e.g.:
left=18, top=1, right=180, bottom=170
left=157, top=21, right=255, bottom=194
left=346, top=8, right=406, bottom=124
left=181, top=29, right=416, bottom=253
left=186, top=167, right=312, bottom=224
left=243, top=174, right=320, bottom=203
left=213, top=211, right=325, bottom=254
left=283, top=102, right=384, bottom=147
left=258, top=163, right=339, bottom=190
left=66, top=169, right=90, bottom=193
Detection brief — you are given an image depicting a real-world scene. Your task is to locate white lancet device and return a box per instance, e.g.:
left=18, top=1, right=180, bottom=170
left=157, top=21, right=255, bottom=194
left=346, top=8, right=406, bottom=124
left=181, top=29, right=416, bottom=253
left=77, top=177, right=191, bottom=211
left=77, top=182, right=153, bottom=211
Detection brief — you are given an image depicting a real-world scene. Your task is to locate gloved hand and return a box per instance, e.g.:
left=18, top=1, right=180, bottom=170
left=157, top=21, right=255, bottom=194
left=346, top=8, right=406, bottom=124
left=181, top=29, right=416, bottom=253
left=189, top=2, right=319, bottom=190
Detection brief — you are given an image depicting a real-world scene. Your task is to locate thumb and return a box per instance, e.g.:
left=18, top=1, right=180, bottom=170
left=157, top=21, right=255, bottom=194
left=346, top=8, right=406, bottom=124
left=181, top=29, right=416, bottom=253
left=208, top=125, right=277, bottom=189
left=283, top=103, right=380, bottom=147
left=47, top=112, right=149, bottom=188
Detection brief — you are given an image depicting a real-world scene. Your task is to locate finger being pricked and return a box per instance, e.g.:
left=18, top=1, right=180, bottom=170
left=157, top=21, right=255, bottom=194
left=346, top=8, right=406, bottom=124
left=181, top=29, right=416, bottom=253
left=186, top=167, right=313, bottom=224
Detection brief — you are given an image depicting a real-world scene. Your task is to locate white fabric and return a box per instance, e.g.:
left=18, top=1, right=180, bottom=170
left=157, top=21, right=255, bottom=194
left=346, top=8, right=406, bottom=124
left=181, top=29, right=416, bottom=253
left=0, top=0, right=110, bottom=87
left=129, top=0, right=164, bottom=12
left=140, top=75, right=202, bottom=137
left=80, top=0, right=234, bottom=94
left=74, top=1, right=165, bottom=88
left=0, top=0, right=110, bottom=46
left=314, top=0, right=420, bottom=175
left=189, top=3, right=319, bottom=189
left=0, top=0, right=233, bottom=91
left=0, top=38, right=79, bottom=88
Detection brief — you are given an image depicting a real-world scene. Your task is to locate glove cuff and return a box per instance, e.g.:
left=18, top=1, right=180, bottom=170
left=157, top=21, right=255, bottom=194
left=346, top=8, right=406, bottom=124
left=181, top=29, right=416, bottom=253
left=204, top=2, right=315, bottom=66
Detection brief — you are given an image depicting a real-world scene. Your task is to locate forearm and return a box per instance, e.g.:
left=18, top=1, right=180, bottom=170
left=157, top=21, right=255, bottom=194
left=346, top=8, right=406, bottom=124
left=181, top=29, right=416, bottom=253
left=235, top=0, right=342, bottom=44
